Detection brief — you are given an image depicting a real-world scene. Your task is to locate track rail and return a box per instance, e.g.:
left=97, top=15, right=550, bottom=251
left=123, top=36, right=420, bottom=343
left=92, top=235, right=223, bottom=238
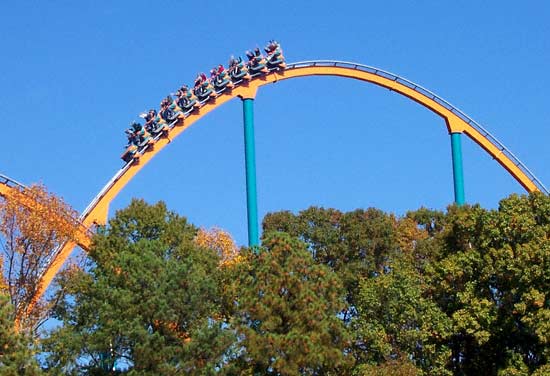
left=288, top=61, right=548, bottom=194
left=6, top=59, right=546, bottom=321
left=0, top=173, right=27, bottom=190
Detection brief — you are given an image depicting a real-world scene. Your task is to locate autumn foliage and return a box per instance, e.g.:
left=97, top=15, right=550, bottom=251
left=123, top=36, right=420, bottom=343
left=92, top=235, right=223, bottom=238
left=0, top=184, right=80, bottom=331
left=194, top=227, right=240, bottom=266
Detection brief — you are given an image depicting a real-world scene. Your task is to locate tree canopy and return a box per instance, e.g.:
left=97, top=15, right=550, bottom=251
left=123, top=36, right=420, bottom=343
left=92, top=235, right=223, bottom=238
left=42, top=199, right=234, bottom=375
left=263, top=194, right=550, bottom=375
left=3, top=193, right=550, bottom=375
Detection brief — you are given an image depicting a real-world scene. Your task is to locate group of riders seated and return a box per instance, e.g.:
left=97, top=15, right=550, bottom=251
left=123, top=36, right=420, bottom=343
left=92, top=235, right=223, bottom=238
left=122, top=41, right=285, bottom=162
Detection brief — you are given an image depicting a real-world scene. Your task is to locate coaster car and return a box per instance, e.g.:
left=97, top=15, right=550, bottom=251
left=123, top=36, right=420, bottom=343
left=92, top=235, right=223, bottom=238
left=175, top=86, right=199, bottom=113
left=160, top=108, right=177, bottom=123
left=265, top=43, right=286, bottom=69
left=228, top=57, right=251, bottom=81
left=211, top=66, right=234, bottom=92
left=147, top=116, right=170, bottom=136
left=247, top=57, right=268, bottom=75
left=177, top=94, right=198, bottom=113
left=246, top=48, right=269, bottom=75
left=121, top=123, right=152, bottom=162
left=160, top=99, right=180, bottom=124
left=121, top=144, right=138, bottom=163
left=140, top=110, right=166, bottom=136
left=193, top=79, right=216, bottom=102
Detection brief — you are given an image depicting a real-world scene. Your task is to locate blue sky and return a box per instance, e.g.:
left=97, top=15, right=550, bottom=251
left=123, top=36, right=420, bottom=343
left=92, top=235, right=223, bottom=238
left=0, top=1, right=548, bottom=245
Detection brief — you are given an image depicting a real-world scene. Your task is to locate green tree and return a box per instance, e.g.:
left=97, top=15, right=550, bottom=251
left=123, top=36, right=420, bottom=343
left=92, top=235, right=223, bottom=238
left=353, top=358, right=421, bottom=376
left=196, top=194, right=550, bottom=374
left=43, top=199, right=234, bottom=375
left=0, top=294, right=42, bottom=375
left=227, top=232, right=352, bottom=375
left=355, top=256, right=452, bottom=375
left=424, top=193, right=550, bottom=375
left=263, top=207, right=438, bottom=365
left=263, top=207, right=399, bottom=318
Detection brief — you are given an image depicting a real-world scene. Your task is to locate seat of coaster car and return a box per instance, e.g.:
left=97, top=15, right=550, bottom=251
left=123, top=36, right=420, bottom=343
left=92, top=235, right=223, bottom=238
left=230, top=68, right=250, bottom=80
left=149, top=123, right=169, bottom=135
left=121, top=145, right=137, bottom=162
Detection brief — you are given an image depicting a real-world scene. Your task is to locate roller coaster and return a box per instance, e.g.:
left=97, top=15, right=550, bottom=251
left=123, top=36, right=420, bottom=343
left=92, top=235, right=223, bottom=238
left=1, top=46, right=548, bottom=322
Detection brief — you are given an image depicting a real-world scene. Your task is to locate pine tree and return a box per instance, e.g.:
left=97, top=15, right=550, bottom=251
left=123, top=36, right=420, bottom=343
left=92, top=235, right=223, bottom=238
left=43, top=199, right=234, bottom=375
left=228, top=232, right=352, bottom=375
left=0, top=294, right=42, bottom=375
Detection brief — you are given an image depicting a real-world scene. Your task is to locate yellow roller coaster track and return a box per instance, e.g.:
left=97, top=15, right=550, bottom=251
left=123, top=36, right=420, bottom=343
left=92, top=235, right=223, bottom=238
left=0, top=60, right=547, bottom=320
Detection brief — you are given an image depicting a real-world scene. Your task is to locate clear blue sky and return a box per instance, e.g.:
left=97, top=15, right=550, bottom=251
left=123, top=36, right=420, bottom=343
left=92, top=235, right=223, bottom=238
left=1, top=1, right=548, bottom=245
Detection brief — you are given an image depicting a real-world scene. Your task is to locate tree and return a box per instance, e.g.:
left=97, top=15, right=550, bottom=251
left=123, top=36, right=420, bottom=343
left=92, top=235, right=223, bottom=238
left=43, top=199, right=234, bottom=375
left=194, top=227, right=240, bottom=266
left=355, top=256, right=452, bottom=375
left=263, top=207, right=400, bottom=318
left=0, top=293, right=42, bottom=375
left=227, top=231, right=352, bottom=375
left=353, top=359, right=421, bottom=376
left=352, top=194, right=550, bottom=374
left=0, top=184, right=80, bottom=332
left=423, top=193, right=550, bottom=374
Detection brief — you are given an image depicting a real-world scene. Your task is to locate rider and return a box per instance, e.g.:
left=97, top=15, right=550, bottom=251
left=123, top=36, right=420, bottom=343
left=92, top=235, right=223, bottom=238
left=247, top=47, right=267, bottom=72
left=125, top=127, right=138, bottom=147
left=194, top=73, right=206, bottom=88
left=160, top=97, right=175, bottom=122
left=176, top=85, right=192, bottom=109
left=194, top=72, right=209, bottom=96
left=265, top=40, right=283, bottom=66
left=179, top=85, right=195, bottom=101
left=131, top=121, right=142, bottom=133
left=253, top=47, right=262, bottom=58
left=143, top=109, right=158, bottom=133
left=245, top=50, right=254, bottom=61
left=229, top=56, right=244, bottom=71
left=228, top=55, right=250, bottom=80
left=212, top=64, right=228, bottom=84
left=128, top=120, right=149, bottom=144
left=210, top=68, right=218, bottom=82
left=177, top=85, right=188, bottom=98
left=264, top=40, right=278, bottom=53
left=229, top=55, right=238, bottom=68
left=249, top=48, right=261, bottom=66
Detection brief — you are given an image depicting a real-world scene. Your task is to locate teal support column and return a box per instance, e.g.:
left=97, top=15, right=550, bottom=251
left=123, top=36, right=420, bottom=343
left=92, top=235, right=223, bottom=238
left=450, top=132, right=466, bottom=206
left=242, top=98, right=260, bottom=248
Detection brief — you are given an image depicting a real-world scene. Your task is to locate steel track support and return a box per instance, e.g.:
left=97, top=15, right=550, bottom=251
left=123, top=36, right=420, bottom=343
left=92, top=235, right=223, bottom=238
left=242, top=98, right=260, bottom=248
left=450, top=132, right=466, bottom=205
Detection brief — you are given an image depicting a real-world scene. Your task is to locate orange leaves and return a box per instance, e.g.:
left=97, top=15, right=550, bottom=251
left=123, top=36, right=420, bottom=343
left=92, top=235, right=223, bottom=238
left=0, top=184, right=79, bottom=254
left=152, top=320, right=191, bottom=344
left=395, top=217, right=428, bottom=253
left=0, top=254, right=6, bottom=294
left=194, top=227, right=240, bottom=266
left=0, top=184, right=81, bottom=331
